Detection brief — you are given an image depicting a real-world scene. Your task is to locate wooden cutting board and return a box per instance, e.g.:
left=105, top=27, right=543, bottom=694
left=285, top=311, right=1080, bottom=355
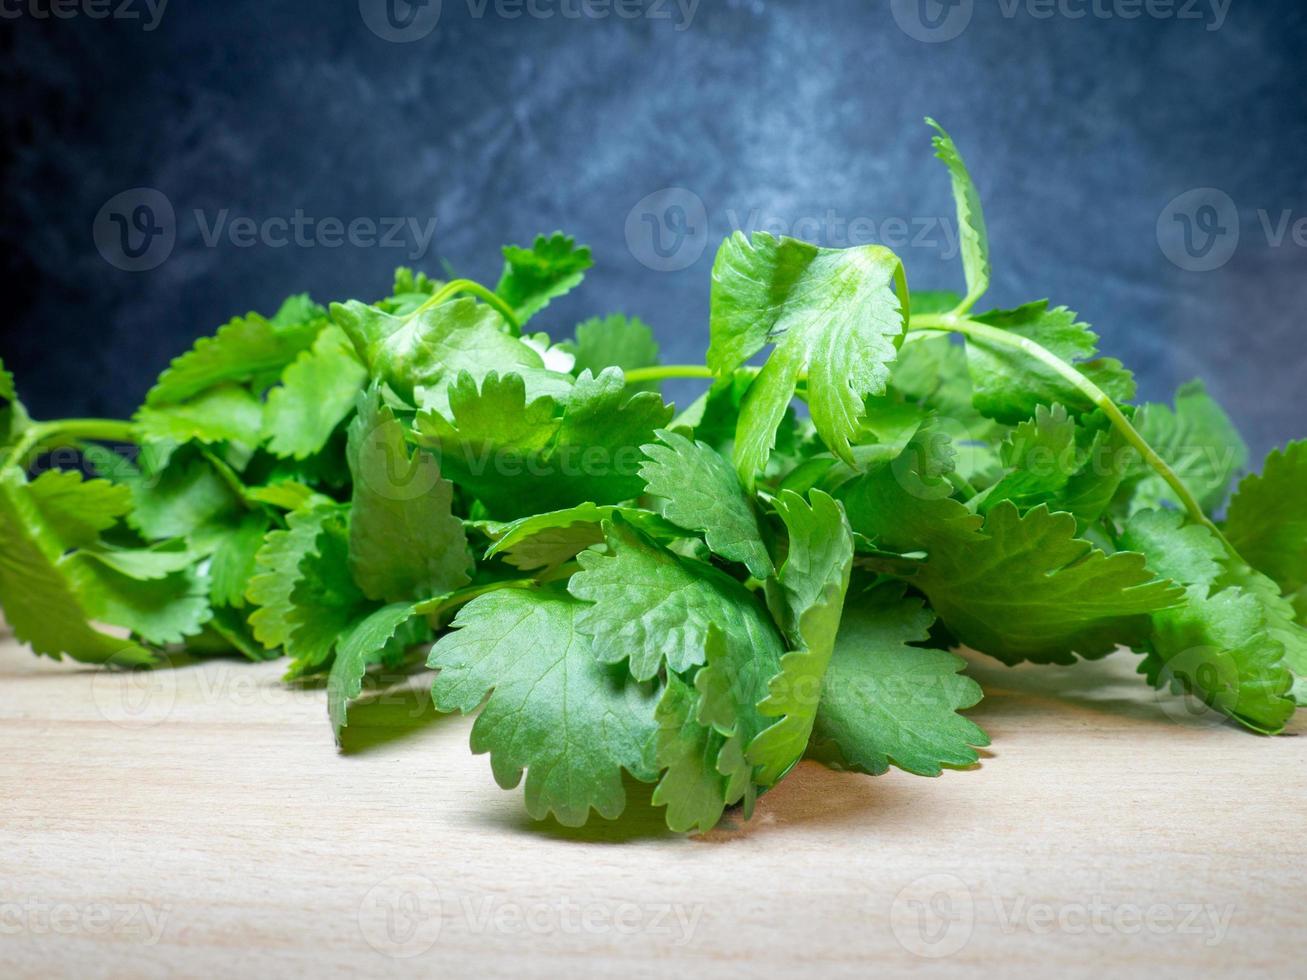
left=2, top=631, right=1303, bottom=978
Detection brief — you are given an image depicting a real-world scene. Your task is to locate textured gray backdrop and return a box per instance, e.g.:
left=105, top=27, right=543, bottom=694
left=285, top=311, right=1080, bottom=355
left=2, top=0, right=1304, bottom=458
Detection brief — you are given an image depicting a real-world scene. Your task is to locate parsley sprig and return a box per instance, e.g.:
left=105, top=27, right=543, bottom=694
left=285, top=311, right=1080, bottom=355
left=2, top=124, right=1304, bottom=829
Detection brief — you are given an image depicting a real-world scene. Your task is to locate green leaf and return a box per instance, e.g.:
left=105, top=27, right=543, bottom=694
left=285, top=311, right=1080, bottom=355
left=479, top=504, right=680, bottom=572
left=976, top=404, right=1080, bottom=514
left=208, top=512, right=270, bottom=608
left=811, top=582, right=988, bottom=777
left=245, top=503, right=338, bottom=650
left=1225, top=441, right=1307, bottom=617
left=639, top=429, right=773, bottom=578
left=570, top=516, right=785, bottom=683
left=329, top=601, right=422, bottom=742
left=347, top=389, right=471, bottom=603
left=121, top=449, right=244, bottom=541
left=561, top=315, right=660, bottom=392
left=428, top=588, right=658, bottom=827
left=77, top=542, right=198, bottom=581
left=651, top=672, right=738, bottom=834
left=0, top=356, right=14, bottom=403
left=64, top=556, right=211, bottom=646
left=746, top=491, right=853, bottom=786
left=495, top=233, right=594, bottom=327
left=283, top=508, right=368, bottom=676
left=135, top=385, right=264, bottom=447
left=145, top=310, right=319, bottom=407
left=417, top=369, right=672, bottom=519
left=1130, top=380, right=1248, bottom=514
left=263, top=324, right=368, bottom=459
left=707, top=233, right=907, bottom=482
left=926, top=118, right=989, bottom=308
left=0, top=468, right=153, bottom=665
left=965, top=302, right=1136, bottom=424
left=332, top=296, right=569, bottom=408
left=1121, top=510, right=1302, bottom=726
left=25, top=469, right=131, bottom=549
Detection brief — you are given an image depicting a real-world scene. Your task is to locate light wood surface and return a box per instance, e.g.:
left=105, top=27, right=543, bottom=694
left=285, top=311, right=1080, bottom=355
left=2, top=628, right=1304, bottom=979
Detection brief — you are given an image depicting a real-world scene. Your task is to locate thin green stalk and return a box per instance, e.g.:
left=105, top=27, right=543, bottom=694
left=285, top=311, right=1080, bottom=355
left=910, top=312, right=1231, bottom=547
left=412, top=278, right=520, bottom=334
left=4, top=418, right=138, bottom=470
left=622, top=364, right=717, bottom=385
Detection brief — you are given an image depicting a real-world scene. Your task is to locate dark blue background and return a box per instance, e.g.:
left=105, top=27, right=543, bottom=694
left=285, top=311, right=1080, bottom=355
left=2, top=0, right=1304, bottom=458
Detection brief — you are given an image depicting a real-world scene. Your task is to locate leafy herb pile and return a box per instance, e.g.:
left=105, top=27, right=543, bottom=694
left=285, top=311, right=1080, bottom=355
left=2, top=121, right=1304, bottom=831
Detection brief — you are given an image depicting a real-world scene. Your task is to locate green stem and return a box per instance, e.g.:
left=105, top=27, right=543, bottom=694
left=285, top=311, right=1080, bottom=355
left=910, top=312, right=1231, bottom=547
left=412, top=279, right=520, bottom=334
left=622, top=364, right=717, bottom=385
left=4, top=418, right=138, bottom=470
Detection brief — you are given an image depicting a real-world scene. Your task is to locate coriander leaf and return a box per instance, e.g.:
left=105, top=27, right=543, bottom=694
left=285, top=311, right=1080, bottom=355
left=639, top=428, right=773, bottom=578
left=1130, top=380, right=1248, bottom=514
left=747, top=491, right=853, bottom=786
left=569, top=516, right=785, bottom=683
left=347, top=389, right=471, bottom=603
left=926, top=118, right=989, bottom=307
left=976, top=404, right=1079, bottom=514
left=417, top=369, right=672, bottom=519
left=918, top=501, right=1180, bottom=665
left=811, top=582, right=988, bottom=777
left=965, top=302, right=1136, bottom=424
left=0, top=468, right=153, bottom=665
left=270, top=293, right=327, bottom=328
left=263, top=324, right=368, bottom=459
left=24, top=468, right=131, bottom=549
left=561, top=315, right=660, bottom=392
left=380, top=267, right=444, bottom=316
left=707, top=233, right=906, bottom=482
left=329, top=601, right=422, bottom=742
left=284, top=507, right=369, bottom=677
left=1225, top=441, right=1307, bottom=618
left=135, top=385, right=264, bottom=447
left=245, top=503, right=338, bottom=650
left=651, top=673, right=737, bottom=834
left=332, top=296, right=568, bottom=408
left=428, top=588, right=658, bottom=827
left=208, top=512, right=270, bottom=608
left=77, top=543, right=198, bottom=581
left=64, top=557, right=211, bottom=646
left=145, top=310, right=319, bottom=407
left=0, top=357, right=13, bottom=403
left=121, top=449, right=244, bottom=541
left=1121, top=509, right=1299, bottom=728
left=479, top=504, right=681, bottom=572
left=495, top=233, right=594, bottom=327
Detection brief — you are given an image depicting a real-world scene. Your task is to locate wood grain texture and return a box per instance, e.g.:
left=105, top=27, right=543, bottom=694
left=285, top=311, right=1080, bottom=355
left=1, top=630, right=1304, bottom=979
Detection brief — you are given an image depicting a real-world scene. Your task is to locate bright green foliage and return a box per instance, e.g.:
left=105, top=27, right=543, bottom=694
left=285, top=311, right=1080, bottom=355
left=429, top=588, right=658, bottom=827
left=329, top=601, right=422, bottom=740
left=264, top=325, right=368, bottom=459
left=964, top=302, right=1137, bottom=424
left=346, top=389, right=470, bottom=603
left=8, top=120, right=1307, bottom=831
left=332, top=297, right=568, bottom=407
left=561, top=315, right=660, bottom=392
left=495, top=233, right=594, bottom=327
left=1226, top=441, right=1307, bottom=618
left=810, top=583, right=988, bottom=776
left=639, top=429, right=773, bottom=578
left=747, top=491, right=853, bottom=785
left=416, top=369, right=672, bottom=518
left=144, top=309, right=320, bottom=407
left=708, top=232, right=907, bottom=482
left=1131, top=380, right=1248, bottom=514
left=569, top=517, right=784, bottom=682
left=927, top=118, right=990, bottom=308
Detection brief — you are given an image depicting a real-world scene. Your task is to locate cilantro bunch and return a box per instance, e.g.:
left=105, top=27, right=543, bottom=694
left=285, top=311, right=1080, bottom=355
left=2, top=120, right=1304, bottom=831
